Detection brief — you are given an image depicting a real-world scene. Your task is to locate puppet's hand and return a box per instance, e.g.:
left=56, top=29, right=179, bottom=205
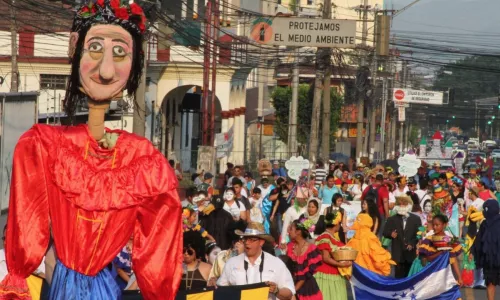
left=470, top=211, right=485, bottom=223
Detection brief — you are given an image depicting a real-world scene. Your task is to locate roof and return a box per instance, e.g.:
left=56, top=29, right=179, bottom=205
left=432, top=131, right=443, bottom=140
left=445, top=140, right=453, bottom=147
left=0, top=0, right=74, bottom=33
left=419, top=136, right=427, bottom=145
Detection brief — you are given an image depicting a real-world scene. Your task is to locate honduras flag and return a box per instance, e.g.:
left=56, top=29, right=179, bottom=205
left=351, top=252, right=461, bottom=299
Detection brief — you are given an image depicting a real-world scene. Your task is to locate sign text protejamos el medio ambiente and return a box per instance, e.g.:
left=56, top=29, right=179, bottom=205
left=249, top=17, right=357, bottom=48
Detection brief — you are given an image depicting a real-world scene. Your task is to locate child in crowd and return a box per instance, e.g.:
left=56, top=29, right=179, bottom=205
left=418, top=215, right=463, bottom=286
left=249, top=188, right=263, bottom=223
left=183, top=207, right=216, bottom=242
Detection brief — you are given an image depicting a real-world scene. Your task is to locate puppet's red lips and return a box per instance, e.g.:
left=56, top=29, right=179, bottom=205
left=90, top=77, right=119, bottom=85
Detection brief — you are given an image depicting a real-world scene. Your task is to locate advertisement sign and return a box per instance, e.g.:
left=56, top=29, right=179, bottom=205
left=398, top=154, right=421, bottom=177
left=393, top=88, right=444, bottom=105
left=215, top=126, right=234, bottom=159
left=398, top=106, right=406, bottom=122
left=249, top=17, right=356, bottom=48
left=285, top=156, right=310, bottom=180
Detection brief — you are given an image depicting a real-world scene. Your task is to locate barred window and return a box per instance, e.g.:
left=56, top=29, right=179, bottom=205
left=40, top=74, right=69, bottom=90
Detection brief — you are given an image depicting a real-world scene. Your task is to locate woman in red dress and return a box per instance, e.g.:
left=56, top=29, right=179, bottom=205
left=287, top=219, right=323, bottom=300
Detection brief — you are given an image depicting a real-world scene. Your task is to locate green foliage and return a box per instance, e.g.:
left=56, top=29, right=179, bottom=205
left=409, top=126, right=419, bottom=147
left=270, top=84, right=344, bottom=146
left=288, top=0, right=298, bottom=14
left=433, top=55, right=500, bottom=104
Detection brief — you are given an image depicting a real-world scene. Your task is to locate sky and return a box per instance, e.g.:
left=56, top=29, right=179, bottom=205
left=388, top=0, right=500, bottom=34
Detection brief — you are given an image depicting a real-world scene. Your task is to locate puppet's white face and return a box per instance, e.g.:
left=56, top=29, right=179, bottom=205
left=78, top=25, right=133, bottom=101
left=424, top=202, right=432, bottom=213
left=224, top=191, right=235, bottom=201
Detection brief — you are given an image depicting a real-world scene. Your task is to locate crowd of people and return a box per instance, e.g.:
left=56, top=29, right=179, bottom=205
left=33, top=158, right=496, bottom=299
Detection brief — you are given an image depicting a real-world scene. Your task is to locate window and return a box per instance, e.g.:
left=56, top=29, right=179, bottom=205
left=307, top=0, right=313, bottom=5
left=40, top=74, right=69, bottom=90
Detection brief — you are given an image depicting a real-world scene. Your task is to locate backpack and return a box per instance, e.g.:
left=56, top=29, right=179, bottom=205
left=365, top=185, right=380, bottom=206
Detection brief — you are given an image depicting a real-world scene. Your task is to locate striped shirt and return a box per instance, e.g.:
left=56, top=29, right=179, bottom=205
left=313, top=168, right=328, bottom=186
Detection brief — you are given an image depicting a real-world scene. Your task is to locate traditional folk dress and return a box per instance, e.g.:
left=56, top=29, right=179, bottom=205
left=418, top=235, right=463, bottom=266
left=287, top=243, right=323, bottom=300
left=314, top=232, right=348, bottom=300
left=0, top=125, right=182, bottom=300
left=346, top=214, right=395, bottom=276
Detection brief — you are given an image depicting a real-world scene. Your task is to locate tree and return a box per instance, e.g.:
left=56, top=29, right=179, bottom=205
left=271, top=84, right=343, bottom=148
left=433, top=55, right=500, bottom=104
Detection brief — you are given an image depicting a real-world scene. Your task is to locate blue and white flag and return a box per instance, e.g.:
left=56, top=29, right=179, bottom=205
left=351, top=252, right=461, bottom=300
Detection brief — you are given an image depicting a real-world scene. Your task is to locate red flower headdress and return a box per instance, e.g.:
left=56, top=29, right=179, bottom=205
left=73, top=0, right=147, bottom=35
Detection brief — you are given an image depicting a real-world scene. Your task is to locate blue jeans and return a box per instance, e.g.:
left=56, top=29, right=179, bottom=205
left=271, top=212, right=283, bottom=242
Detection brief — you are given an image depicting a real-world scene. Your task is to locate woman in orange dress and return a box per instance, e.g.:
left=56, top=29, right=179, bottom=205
left=346, top=213, right=395, bottom=276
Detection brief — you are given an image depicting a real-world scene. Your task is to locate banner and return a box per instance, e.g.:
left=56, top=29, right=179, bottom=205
left=351, top=252, right=461, bottom=299
left=122, top=283, right=269, bottom=300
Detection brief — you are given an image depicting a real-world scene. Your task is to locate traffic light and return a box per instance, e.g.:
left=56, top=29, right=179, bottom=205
left=452, top=116, right=456, bottom=119
left=446, top=120, right=449, bottom=123
left=493, top=116, right=496, bottom=120
left=488, top=121, right=492, bottom=125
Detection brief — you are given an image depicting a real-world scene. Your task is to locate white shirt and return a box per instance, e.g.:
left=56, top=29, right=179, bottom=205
left=249, top=197, right=264, bottom=223
left=393, top=186, right=409, bottom=197
left=415, top=189, right=431, bottom=211
left=0, top=249, right=45, bottom=281
left=223, top=200, right=246, bottom=220
left=389, top=192, right=396, bottom=204
left=227, top=176, right=247, bottom=187
left=281, top=205, right=307, bottom=244
left=351, top=183, right=368, bottom=201
left=217, top=251, right=296, bottom=300
left=257, top=185, right=273, bottom=202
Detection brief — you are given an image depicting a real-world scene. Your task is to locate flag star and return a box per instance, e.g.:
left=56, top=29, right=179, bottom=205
left=400, top=292, right=407, bottom=297
left=392, top=293, right=398, bottom=298
left=411, top=294, right=417, bottom=300
left=410, top=286, right=416, bottom=291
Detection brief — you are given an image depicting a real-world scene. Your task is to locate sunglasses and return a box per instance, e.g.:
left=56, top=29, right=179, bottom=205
left=242, top=237, right=260, bottom=243
left=183, top=248, right=195, bottom=256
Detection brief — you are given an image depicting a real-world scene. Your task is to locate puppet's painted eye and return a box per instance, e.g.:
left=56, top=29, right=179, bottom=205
left=89, top=42, right=103, bottom=52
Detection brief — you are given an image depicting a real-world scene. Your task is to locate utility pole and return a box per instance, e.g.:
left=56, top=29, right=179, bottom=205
left=399, top=122, right=404, bottom=153
left=391, top=108, right=397, bottom=157
left=288, top=5, right=300, bottom=157
left=320, top=0, right=332, bottom=163
left=210, top=0, right=219, bottom=146
left=132, top=40, right=147, bottom=136
left=380, top=77, right=388, bottom=159
left=356, top=0, right=369, bottom=160
left=201, top=1, right=212, bottom=145
left=368, top=11, right=378, bottom=161
left=10, top=0, right=18, bottom=93
left=309, top=0, right=332, bottom=163
left=321, top=67, right=331, bottom=163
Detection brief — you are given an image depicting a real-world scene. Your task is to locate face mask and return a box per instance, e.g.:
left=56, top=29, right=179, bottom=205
left=224, top=192, right=234, bottom=201
left=396, top=205, right=411, bottom=217
left=424, top=204, right=432, bottom=213
left=208, top=247, right=221, bottom=264
left=193, top=195, right=206, bottom=203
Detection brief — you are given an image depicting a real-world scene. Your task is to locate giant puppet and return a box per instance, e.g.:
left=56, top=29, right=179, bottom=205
left=0, top=1, right=182, bottom=299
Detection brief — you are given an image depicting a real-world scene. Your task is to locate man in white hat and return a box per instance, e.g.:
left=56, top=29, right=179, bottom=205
left=217, top=222, right=295, bottom=300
